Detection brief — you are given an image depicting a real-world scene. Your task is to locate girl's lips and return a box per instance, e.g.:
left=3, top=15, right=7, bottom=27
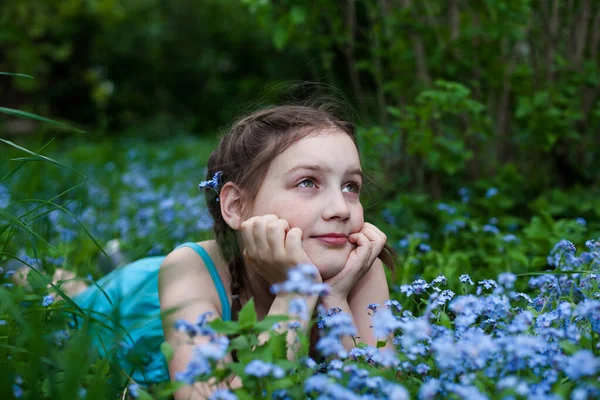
left=312, top=236, right=348, bottom=246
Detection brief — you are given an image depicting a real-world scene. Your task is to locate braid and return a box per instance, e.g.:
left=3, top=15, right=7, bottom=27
left=228, top=254, right=244, bottom=298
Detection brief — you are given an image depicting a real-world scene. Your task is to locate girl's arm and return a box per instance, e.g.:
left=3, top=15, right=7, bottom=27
left=322, top=258, right=394, bottom=350
left=159, top=248, right=242, bottom=399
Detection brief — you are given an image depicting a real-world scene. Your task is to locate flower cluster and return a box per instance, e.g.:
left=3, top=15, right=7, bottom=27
left=270, top=264, right=330, bottom=297
left=172, top=312, right=229, bottom=385
left=316, top=308, right=356, bottom=359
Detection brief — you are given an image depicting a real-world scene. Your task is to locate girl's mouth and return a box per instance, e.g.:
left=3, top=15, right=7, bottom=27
left=311, top=234, right=348, bottom=247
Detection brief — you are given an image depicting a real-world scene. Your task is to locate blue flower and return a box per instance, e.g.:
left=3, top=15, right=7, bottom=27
left=563, top=350, right=600, bottom=380
left=381, top=209, right=396, bottom=224
left=437, top=203, right=457, bottom=215
left=245, top=360, right=285, bottom=378
left=271, top=264, right=330, bottom=297
left=128, top=383, right=139, bottom=398
left=459, top=274, right=474, bottom=285
left=384, top=299, right=402, bottom=312
left=397, top=318, right=432, bottom=350
left=444, top=219, right=466, bottom=234
left=498, top=272, right=516, bottom=289
left=508, top=310, right=534, bottom=333
left=209, top=389, right=237, bottom=400
left=372, top=308, right=401, bottom=339
left=416, top=363, right=430, bottom=375
left=367, top=303, right=380, bottom=311
left=271, top=389, right=291, bottom=400
left=419, top=378, right=441, bottom=400
left=418, top=243, right=432, bottom=253
left=13, top=385, right=23, bottom=399
left=482, top=224, right=500, bottom=235
left=371, top=349, right=400, bottom=368
left=316, top=335, right=348, bottom=358
left=42, top=295, right=54, bottom=307
left=174, top=311, right=215, bottom=338
left=458, top=187, right=470, bottom=203
left=485, top=187, right=499, bottom=198
left=496, top=376, right=529, bottom=396
left=175, top=336, right=229, bottom=384
left=304, top=374, right=332, bottom=393
left=477, top=279, right=498, bottom=293
left=575, top=299, right=600, bottom=333
left=288, top=297, right=308, bottom=321
left=431, top=275, right=447, bottom=286
left=287, top=321, right=300, bottom=330
left=576, top=217, right=587, bottom=226
left=381, top=383, right=409, bottom=400
left=547, top=239, right=577, bottom=268
left=198, top=171, right=223, bottom=191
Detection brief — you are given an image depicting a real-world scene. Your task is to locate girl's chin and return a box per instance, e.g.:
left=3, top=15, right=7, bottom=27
left=304, top=242, right=351, bottom=280
left=313, top=261, right=346, bottom=281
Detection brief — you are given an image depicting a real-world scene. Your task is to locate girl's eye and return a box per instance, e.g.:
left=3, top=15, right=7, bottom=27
left=297, top=179, right=316, bottom=188
left=343, top=182, right=361, bottom=194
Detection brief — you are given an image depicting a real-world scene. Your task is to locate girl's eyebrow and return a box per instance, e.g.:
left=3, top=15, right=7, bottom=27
left=285, top=164, right=363, bottom=179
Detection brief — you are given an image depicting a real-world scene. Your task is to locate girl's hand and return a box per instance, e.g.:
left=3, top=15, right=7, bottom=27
left=240, top=214, right=316, bottom=285
left=323, top=222, right=386, bottom=301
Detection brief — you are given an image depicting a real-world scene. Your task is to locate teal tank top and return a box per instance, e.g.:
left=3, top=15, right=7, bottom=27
left=71, top=242, right=229, bottom=385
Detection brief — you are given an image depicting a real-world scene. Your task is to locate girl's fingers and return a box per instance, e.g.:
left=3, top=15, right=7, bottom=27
left=351, top=232, right=372, bottom=269
left=285, top=227, right=306, bottom=264
left=252, top=214, right=278, bottom=253
left=240, top=216, right=259, bottom=255
left=361, top=223, right=387, bottom=265
left=362, top=222, right=387, bottom=243
left=267, top=219, right=290, bottom=260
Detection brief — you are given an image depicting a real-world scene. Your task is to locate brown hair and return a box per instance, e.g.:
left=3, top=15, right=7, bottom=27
left=204, top=104, right=396, bottom=302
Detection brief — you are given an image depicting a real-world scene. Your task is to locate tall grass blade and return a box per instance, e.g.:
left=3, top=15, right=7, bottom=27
left=0, top=139, right=85, bottom=176
left=0, top=72, right=34, bottom=79
left=0, top=137, right=55, bottom=182
left=0, top=107, right=85, bottom=133
left=0, top=209, right=56, bottom=250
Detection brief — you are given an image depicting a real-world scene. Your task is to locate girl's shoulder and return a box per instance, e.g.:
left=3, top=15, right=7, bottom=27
left=158, top=240, right=231, bottom=316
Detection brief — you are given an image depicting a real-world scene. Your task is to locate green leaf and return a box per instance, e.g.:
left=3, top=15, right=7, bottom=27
left=136, top=389, right=154, bottom=400
left=273, top=25, right=288, bottom=51
left=253, top=315, right=289, bottom=332
left=376, top=340, right=388, bottom=349
left=161, top=341, right=174, bottom=363
left=228, top=362, right=247, bottom=378
left=289, top=7, right=306, bottom=24
left=234, top=389, right=255, bottom=400
left=156, top=382, right=187, bottom=398
left=269, top=331, right=287, bottom=360
left=230, top=335, right=251, bottom=350
left=238, top=298, right=257, bottom=330
left=210, top=319, right=241, bottom=335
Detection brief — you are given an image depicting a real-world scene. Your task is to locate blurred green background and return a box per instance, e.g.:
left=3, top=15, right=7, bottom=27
left=2, top=0, right=598, bottom=192
left=1, top=0, right=599, bottom=272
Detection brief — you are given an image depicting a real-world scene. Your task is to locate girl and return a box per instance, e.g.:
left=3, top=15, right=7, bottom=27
left=22, top=104, right=395, bottom=398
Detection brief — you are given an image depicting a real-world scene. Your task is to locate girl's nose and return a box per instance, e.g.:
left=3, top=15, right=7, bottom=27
left=322, top=189, right=351, bottom=221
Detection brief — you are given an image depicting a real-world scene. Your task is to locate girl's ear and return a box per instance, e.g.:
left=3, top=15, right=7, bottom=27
left=220, top=182, right=244, bottom=230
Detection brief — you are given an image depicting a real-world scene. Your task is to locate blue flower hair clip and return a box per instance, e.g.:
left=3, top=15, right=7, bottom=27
left=198, top=171, right=223, bottom=202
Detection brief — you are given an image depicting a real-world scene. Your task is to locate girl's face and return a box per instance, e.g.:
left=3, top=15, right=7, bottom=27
left=246, top=128, right=364, bottom=279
